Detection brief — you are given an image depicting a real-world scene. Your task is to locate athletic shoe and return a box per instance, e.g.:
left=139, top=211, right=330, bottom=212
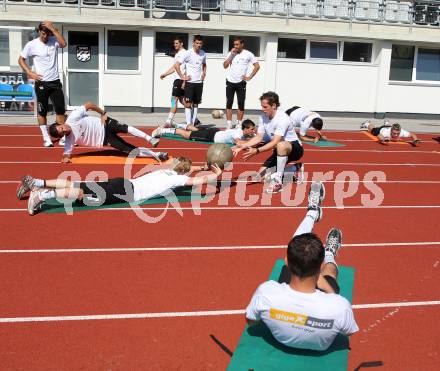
left=152, top=126, right=164, bottom=138
left=158, top=152, right=169, bottom=161
left=294, top=162, right=305, bottom=184
left=360, top=121, right=370, bottom=130
left=27, top=189, right=45, bottom=215
left=325, top=228, right=342, bottom=258
left=58, top=136, right=66, bottom=146
left=308, top=181, right=325, bottom=221
left=149, top=137, right=160, bottom=147
left=16, top=175, right=35, bottom=200
left=265, top=175, right=283, bottom=194
left=44, top=139, right=54, bottom=147
left=194, top=118, right=201, bottom=127
left=383, top=120, right=392, bottom=127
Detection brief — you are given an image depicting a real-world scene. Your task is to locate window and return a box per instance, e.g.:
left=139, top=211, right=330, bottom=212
left=343, top=42, right=372, bottom=63
left=416, top=48, right=440, bottom=81
left=229, top=36, right=260, bottom=57
left=0, top=30, right=9, bottom=67
left=156, top=32, right=189, bottom=54
left=107, top=30, right=139, bottom=70
left=277, top=38, right=306, bottom=59
left=199, top=35, right=223, bottom=54
left=310, top=41, right=338, bottom=59
left=389, top=45, right=414, bottom=81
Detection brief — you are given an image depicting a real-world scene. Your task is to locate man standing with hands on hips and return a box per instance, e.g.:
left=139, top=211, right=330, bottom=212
left=223, top=37, right=260, bottom=129
left=19, top=20, right=67, bottom=148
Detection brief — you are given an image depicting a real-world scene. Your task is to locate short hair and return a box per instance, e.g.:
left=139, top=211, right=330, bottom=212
left=173, top=157, right=192, bottom=174
left=241, top=119, right=255, bottom=130
left=233, top=36, right=244, bottom=44
left=37, top=22, right=52, bottom=34
left=193, top=35, right=203, bottom=42
left=287, top=233, right=324, bottom=279
left=49, top=123, right=62, bottom=139
left=391, top=123, right=401, bottom=131
left=259, top=91, right=280, bottom=107
left=174, top=36, right=184, bottom=44
left=311, top=117, right=323, bottom=130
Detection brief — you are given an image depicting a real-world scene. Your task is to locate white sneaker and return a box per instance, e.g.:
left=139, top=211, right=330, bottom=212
left=265, top=174, right=283, bottom=194
left=294, top=163, right=305, bottom=184
left=17, top=175, right=35, bottom=200
left=383, top=120, right=392, bottom=127
left=27, top=189, right=46, bottom=215
left=360, top=121, right=370, bottom=130
left=307, top=181, right=325, bottom=221
left=152, top=127, right=164, bottom=138
left=325, top=228, right=342, bottom=258
left=58, top=136, right=66, bottom=146
left=44, top=139, right=53, bottom=148
left=149, top=137, right=160, bottom=147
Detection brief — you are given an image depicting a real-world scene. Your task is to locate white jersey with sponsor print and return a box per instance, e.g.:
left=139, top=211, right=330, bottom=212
left=286, top=107, right=322, bottom=137
left=130, top=169, right=189, bottom=202
left=379, top=127, right=411, bottom=140
left=258, top=109, right=300, bottom=143
left=173, top=48, right=187, bottom=81
left=177, top=49, right=206, bottom=84
left=246, top=280, right=359, bottom=351
left=214, top=127, right=244, bottom=144
left=63, top=106, right=105, bottom=155
left=225, top=49, right=258, bottom=83
left=20, top=36, right=61, bottom=82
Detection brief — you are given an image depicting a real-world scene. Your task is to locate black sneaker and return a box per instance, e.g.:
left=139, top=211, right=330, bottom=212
left=325, top=228, right=342, bottom=258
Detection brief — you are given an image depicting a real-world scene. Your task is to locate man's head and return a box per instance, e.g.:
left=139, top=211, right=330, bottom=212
left=49, top=123, right=71, bottom=139
left=232, top=36, right=244, bottom=53
left=390, top=123, right=401, bottom=141
left=287, top=233, right=324, bottom=279
left=173, top=36, right=184, bottom=51
left=311, top=117, right=323, bottom=130
left=241, top=119, right=256, bottom=138
left=172, top=157, right=192, bottom=174
left=260, top=91, right=280, bottom=119
left=37, top=23, right=52, bottom=44
left=193, top=35, right=204, bottom=52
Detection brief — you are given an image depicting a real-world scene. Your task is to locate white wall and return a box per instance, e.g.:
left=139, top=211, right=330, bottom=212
left=102, top=73, right=142, bottom=106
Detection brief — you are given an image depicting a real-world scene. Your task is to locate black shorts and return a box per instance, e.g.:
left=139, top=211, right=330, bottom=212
left=172, top=79, right=185, bottom=98
left=189, top=127, right=220, bottom=142
left=285, top=106, right=300, bottom=116
left=262, top=140, right=304, bottom=169
left=371, top=125, right=386, bottom=137
left=226, top=80, right=247, bottom=110
left=278, top=265, right=340, bottom=294
left=35, top=79, right=66, bottom=117
left=184, top=82, right=203, bottom=104
left=103, top=117, right=135, bottom=153
left=79, top=177, right=134, bottom=206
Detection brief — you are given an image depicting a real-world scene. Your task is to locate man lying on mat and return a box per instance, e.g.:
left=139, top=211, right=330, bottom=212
left=49, top=102, right=168, bottom=163
left=285, top=106, right=325, bottom=143
left=18, top=157, right=222, bottom=215
left=151, top=119, right=257, bottom=145
left=361, top=121, right=420, bottom=146
left=246, top=181, right=359, bottom=351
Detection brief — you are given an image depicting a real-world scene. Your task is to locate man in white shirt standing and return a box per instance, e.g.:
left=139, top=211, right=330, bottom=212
left=223, top=37, right=260, bottom=129
left=246, top=181, right=359, bottom=351
left=47, top=102, right=164, bottom=164
left=160, top=36, right=187, bottom=126
left=18, top=21, right=67, bottom=148
left=174, top=35, right=206, bottom=129
left=233, top=91, right=304, bottom=194
left=285, top=106, right=325, bottom=143
left=361, top=121, right=420, bottom=145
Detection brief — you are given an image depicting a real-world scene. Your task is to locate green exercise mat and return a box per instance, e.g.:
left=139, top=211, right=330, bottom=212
left=303, top=140, right=345, bottom=147
left=228, top=259, right=355, bottom=371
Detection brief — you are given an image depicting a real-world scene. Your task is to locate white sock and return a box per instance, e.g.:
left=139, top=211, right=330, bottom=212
left=34, top=179, right=45, bottom=188
left=226, top=120, right=232, bottom=129
left=39, top=125, right=51, bottom=142
left=162, top=128, right=176, bottom=135
left=127, top=126, right=152, bottom=141
left=138, top=147, right=155, bottom=157
left=324, top=252, right=338, bottom=269
left=185, top=108, right=192, bottom=126
left=174, top=122, right=189, bottom=130
left=166, top=112, right=175, bottom=124
left=276, top=155, right=288, bottom=180
left=191, top=107, right=198, bottom=125
left=293, top=210, right=317, bottom=237
left=237, top=120, right=242, bottom=127
left=41, top=189, right=56, bottom=201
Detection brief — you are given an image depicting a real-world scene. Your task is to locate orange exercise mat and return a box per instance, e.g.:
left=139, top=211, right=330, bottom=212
left=71, top=153, right=173, bottom=165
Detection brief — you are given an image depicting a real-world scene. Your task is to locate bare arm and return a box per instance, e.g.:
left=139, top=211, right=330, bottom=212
left=18, top=57, right=42, bottom=81
left=83, top=102, right=107, bottom=124
left=201, top=63, right=207, bottom=81
left=242, top=135, right=283, bottom=161
left=185, top=164, right=222, bottom=186
left=223, top=50, right=235, bottom=69
left=160, top=65, right=177, bottom=79
left=243, top=62, right=260, bottom=81
left=42, top=21, right=66, bottom=48
left=174, top=61, right=190, bottom=81
left=299, top=134, right=319, bottom=143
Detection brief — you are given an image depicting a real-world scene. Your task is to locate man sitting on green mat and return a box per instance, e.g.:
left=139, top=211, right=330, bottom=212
left=152, top=119, right=257, bottom=145
left=246, top=181, right=358, bottom=351
left=19, top=157, right=222, bottom=215
left=285, top=106, right=326, bottom=143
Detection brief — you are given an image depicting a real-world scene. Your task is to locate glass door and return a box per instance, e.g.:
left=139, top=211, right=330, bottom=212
left=63, top=28, right=103, bottom=109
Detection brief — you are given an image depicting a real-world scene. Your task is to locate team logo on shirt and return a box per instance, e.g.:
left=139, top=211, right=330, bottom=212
left=76, top=46, right=91, bottom=62
left=270, top=308, right=334, bottom=329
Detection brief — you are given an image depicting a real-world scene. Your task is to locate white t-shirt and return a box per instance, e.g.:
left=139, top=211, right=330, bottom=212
left=286, top=107, right=322, bottom=137
left=258, top=109, right=300, bottom=143
left=225, top=49, right=257, bottom=83
left=214, top=127, right=244, bottom=144
left=177, top=49, right=206, bottom=84
left=379, top=127, right=411, bottom=140
left=246, top=280, right=359, bottom=351
left=21, top=36, right=60, bottom=82
left=64, top=106, right=105, bottom=155
left=173, top=48, right=187, bottom=81
left=130, top=169, right=189, bottom=202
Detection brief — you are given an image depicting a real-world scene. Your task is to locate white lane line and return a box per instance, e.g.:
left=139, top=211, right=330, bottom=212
left=3, top=180, right=440, bottom=184
left=1, top=241, right=439, bottom=254
left=1, top=300, right=439, bottom=323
